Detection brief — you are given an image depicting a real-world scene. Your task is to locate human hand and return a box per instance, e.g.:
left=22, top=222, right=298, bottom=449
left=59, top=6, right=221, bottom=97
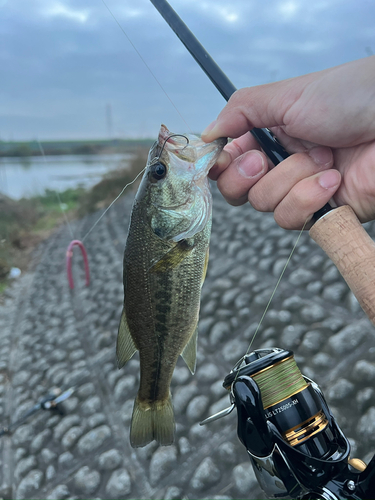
left=202, top=56, right=375, bottom=229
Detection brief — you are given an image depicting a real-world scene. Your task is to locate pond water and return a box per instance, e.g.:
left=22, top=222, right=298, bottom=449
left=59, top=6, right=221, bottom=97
left=0, top=153, right=133, bottom=200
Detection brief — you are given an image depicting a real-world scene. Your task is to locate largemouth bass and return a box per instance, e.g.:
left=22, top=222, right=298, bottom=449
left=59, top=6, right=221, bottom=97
left=117, top=124, right=226, bottom=447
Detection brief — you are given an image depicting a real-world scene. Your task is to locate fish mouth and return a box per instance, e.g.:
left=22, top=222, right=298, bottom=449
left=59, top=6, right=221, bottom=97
left=156, top=124, right=226, bottom=172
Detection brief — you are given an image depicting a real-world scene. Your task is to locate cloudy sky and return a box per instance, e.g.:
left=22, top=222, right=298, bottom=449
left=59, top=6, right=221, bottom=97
left=1, top=0, right=374, bottom=141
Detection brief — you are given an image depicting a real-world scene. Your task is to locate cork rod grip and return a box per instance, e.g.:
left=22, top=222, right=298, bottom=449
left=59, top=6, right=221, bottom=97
left=309, top=205, right=375, bottom=326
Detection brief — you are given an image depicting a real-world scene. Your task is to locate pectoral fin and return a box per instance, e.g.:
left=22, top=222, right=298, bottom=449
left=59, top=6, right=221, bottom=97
left=116, top=308, right=137, bottom=369
left=181, top=326, right=198, bottom=374
left=149, top=240, right=194, bottom=273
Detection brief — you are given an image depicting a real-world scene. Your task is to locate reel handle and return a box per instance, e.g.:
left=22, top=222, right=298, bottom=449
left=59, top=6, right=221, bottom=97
left=309, top=205, right=375, bottom=326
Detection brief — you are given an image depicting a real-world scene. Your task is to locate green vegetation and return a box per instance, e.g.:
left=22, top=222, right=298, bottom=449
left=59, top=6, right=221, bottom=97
left=0, top=146, right=149, bottom=293
left=0, top=138, right=154, bottom=157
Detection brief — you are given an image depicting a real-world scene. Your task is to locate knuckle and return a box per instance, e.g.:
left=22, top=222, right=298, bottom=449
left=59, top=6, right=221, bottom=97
left=248, top=189, right=273, bottom=212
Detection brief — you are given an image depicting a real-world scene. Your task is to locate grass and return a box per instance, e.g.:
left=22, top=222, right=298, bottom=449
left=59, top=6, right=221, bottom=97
left=0, top=146, right=149, bottom=294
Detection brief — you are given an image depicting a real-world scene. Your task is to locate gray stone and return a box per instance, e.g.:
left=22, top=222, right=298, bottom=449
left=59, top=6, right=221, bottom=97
left=120, top=399, right=134, bottom=424
left=280, top=324, right=306, bottom=349
left=98, top=449, right=123, bottom=471
left=105, top=468, right=132, bottom=498
left=235, top=291, right=252, bottom=309
left=282, top=295, right=305, bottom=311
left=272, top=257, right=288, bottom=277
left=171, top=366, right=190, bottom=385
left=239, top=271, right=258, bottom=287
left=322, top=265, right=340, bottom=282
left=173, top=383, right=199, bottom=415
left=54, top=415, right=81, bottom=440
left=196, top=363, right=220, bottom=383
left=327, top=379, right=355, bottom=403
left=288, top=268, right=314, bottom=285
left=322, top=283, right=347, bottom=302
left=88, top=412, right=107, bottom=428
left=263, top=309, right=291, bottom=326
left=356, top=387, right=375, bottom=412
left=77, top=382, right=96, bottom=399
left=77, top=425, right=112, bottom=454
left=299, top=330, right=325, bottom=354
left=210, top=321, right=230, bottom=345
left=353, top=360, right=375, bottom=383
left=189, top=422, right=211, bottom=442
left=222, top=339, right=248, bottom=364
left=15, top=447, right=27, bottom=462
left=357, top=407, right=375, bottom=443
left=58, top=451, right=74, bottom=469
left=178, top=436, right=191, bottom=455
left=13, top=424, right=34, bottom=446
left=30, top=429, right=52, bottom=454
left=14, top=456, right=38, bottom=482
left=15, top=469, right=44, bottom=500
left=149, top=446, right=177, bottom=486
left=46, top=464, right=56, bottom=481
left=61, top=396, right=79, bottom=413
left=232, top=462, right=258, bottom=495
left=218, top=441, right=237, bottom=465
left=311, top=353, right=332, bottom=369
left=74, top=466, right=101, bottom=496
left=114, top=376, right=136, bottom=403
left=198, top=317, right=215, bottom=336
left=62, top=426, right=85, bottom=450
left=164, top=486, right=182, bottom=500
left=186, top=395, right=210, bottom=422
left=221, top=288, right=240, bottom=307
left=190, top=457, right=220, bottom=491
left=300, top=304, right=326, bottom=322
left=13, top=370, right=31, bottom=387
left=46, top=484, right=70, bottom=500
left=81, top=395, right=102, bottom=415
left=328, top=324, right=371, bottom=355
left=306, top=281, right=323, bottom=294
left=40, top=447, right=57, bottom=464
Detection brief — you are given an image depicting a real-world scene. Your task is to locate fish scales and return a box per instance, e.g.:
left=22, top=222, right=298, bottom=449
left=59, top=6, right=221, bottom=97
left=117, top=124, right=226, bottom=447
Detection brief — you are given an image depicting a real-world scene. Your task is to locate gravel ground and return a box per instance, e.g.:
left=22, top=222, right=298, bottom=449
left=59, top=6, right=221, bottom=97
left=1, top=183, right=375, bottom=499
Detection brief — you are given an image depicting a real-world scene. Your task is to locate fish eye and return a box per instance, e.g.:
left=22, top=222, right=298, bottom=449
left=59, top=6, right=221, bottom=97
left=150, top=162, right=167, bottom=180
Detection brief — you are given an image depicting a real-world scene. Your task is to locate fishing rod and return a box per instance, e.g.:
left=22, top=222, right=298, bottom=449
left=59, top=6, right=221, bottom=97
left=149, top=1, right=375, bottom=499
left=150, top=0, right=375, bottom=330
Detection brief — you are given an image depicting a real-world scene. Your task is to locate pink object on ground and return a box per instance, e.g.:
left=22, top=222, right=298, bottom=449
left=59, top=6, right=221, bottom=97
left=66, top=240, right=90, bottom=289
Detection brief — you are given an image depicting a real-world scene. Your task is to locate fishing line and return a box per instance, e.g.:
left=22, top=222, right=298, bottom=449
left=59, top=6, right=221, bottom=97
left=81, top=164, right=147, bottom=243
left=37, top=141, right=75, bottom=241
left=100, top=0, right=193, bottom=133
left=243, top=220, right=309, bottom=357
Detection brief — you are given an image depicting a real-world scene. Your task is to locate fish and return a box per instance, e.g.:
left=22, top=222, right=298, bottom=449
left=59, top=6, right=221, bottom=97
left=116, top=124, right=226, bottom=447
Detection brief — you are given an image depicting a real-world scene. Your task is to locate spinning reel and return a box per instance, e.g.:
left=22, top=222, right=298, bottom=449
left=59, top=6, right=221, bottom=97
left=201, top=348, right=375, bottom=499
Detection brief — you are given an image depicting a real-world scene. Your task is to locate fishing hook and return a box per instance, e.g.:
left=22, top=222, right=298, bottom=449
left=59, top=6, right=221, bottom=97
left=66, top=239, right=90, bottom=289
left=149, top=133, right=190, bottom=166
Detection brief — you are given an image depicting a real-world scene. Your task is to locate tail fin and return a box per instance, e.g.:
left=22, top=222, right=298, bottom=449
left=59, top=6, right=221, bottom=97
left=130, top=395, right=175, bottom=448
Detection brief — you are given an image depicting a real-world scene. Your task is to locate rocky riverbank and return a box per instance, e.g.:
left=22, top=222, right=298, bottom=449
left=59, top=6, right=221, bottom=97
left=1, top=184, right=375, bottom=499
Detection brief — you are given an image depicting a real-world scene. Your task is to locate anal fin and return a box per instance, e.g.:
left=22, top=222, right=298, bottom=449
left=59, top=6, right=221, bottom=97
left=181, top=326, right=198, bottom=375
left=116, top=308, right=137, bottom=369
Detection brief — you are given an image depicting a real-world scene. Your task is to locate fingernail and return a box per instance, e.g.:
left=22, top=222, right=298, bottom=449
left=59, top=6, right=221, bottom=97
left=237, top=151, right=265, bottom=178
left=308, top=146, right=333, bottom=167
left=318, top=170, right=340, bottom=189
left=202, top=120, right=217, bottom=138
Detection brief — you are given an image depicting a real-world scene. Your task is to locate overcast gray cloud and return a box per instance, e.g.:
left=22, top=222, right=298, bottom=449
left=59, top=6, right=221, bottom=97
left=1, top=0, right=374, bottom=140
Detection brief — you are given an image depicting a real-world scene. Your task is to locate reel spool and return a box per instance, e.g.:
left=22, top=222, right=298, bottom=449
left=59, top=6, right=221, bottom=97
left=223, top=348, right=338, bottom=458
